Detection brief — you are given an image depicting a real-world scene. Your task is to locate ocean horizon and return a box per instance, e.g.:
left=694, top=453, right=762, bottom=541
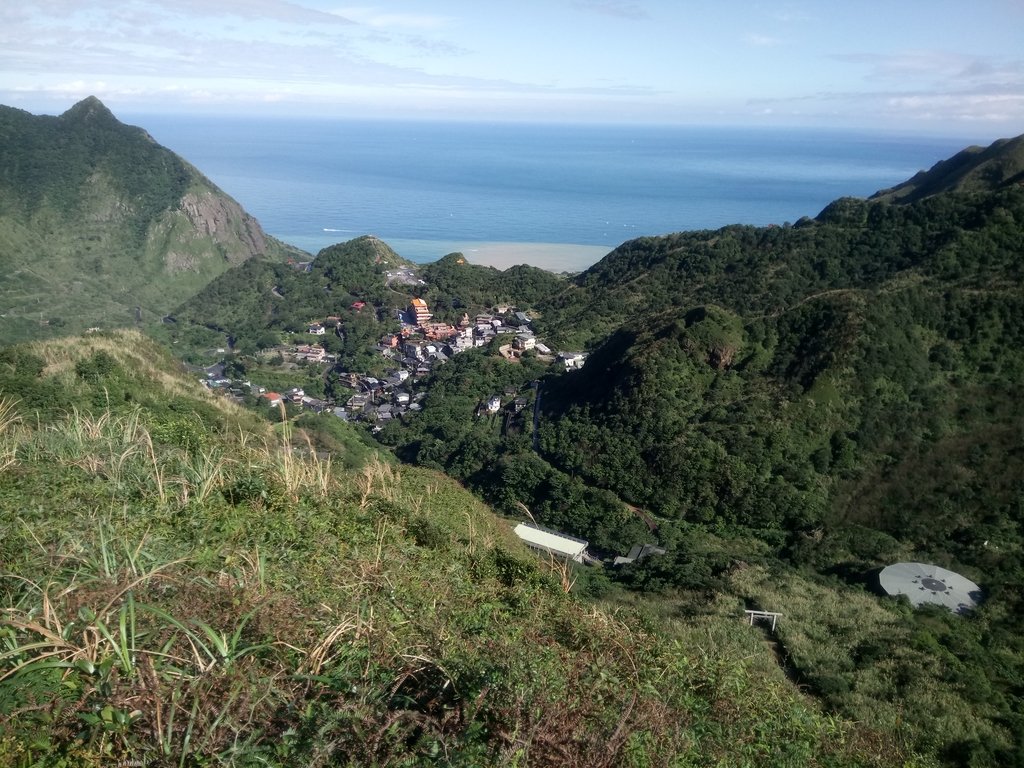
left=134, top=116, right=971, bottom=272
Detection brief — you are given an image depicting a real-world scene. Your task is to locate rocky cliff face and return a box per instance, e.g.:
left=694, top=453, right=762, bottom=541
left=179, top=189, right=269, bottom=264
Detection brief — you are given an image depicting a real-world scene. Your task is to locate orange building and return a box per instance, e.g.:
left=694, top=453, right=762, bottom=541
left=409, top=298, right=431, bottom=325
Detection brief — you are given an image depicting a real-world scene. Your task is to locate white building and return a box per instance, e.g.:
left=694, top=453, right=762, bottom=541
left=559, top=352, right=588, bottom=370
left=513, top=334, right=536, bottom=351
left=513, top=523, right=589, bottom=563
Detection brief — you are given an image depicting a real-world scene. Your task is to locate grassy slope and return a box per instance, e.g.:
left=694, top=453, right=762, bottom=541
left=0, top=331, right=914, bottom=767
left=727, top=564, right=1015, bottom=761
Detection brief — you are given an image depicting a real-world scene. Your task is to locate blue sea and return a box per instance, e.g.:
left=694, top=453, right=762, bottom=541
left=134, top=116, right=969, bottom=270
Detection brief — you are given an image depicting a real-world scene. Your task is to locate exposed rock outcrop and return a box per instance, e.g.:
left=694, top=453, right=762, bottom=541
left=179, top=190, right=268, bottom=264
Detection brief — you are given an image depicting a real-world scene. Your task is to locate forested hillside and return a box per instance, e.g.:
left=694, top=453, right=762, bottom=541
left=527, top=151, right=1024, bottom=539
left=534, top=182, right=1024, bottom=537
left=379, top=135, right=1024, bottom=766
left=0, top=98, right=302, bottom=341
left=870, top=133, right=1024, bottom=203
left=171, top=238, right=569, bottom=354
left=170, top=235, right=411, bottom=355
left=420, top=253, right=568, bottom=314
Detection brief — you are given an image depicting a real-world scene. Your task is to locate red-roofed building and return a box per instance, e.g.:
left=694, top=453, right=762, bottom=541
left=422, top=322, right=456, bottom=341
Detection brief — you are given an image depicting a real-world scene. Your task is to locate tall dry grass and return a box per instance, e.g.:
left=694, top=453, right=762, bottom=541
left=0, top=396, right=22, bottom=471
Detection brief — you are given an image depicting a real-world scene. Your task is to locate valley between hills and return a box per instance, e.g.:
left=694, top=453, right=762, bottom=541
left=2, top=98, right=1023, bottom=767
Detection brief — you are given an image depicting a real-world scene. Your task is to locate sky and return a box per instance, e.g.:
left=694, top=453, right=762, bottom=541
left=1, top=1, right=1022, bottom=136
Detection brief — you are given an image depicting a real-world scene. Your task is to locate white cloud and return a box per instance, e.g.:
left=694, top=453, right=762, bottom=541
left=11, top=79, right=150, bottom=100
left=835, top=50, right=1024, bottom=92
left=884, top=92, right=1024, bottom=123
left=750, top=83, right=1024, bottom=127
left=837, top=51, right=973, bottom=82
left=3, top=0, right=1021, bottom=129
left=331, top=7, right=451, bottom=29
left=401, top=35, right=471, bottom=58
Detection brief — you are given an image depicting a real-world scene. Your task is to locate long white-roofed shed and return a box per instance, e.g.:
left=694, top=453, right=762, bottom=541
left=513, top=523, right=588, bottom=563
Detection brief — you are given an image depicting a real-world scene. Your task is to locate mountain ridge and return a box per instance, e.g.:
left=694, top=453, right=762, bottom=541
left=870, top=133, right=1024, bottom=203
left=0, top=97, right=305, bottom=341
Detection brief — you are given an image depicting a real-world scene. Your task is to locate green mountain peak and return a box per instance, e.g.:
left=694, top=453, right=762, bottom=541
left=59, top=94, right=118, bottom=125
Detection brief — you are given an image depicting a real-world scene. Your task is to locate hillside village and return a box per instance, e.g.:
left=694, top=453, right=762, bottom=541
left=201, top=294, right=587, bottom=430
left=198, top=291, right=605, bottom=561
